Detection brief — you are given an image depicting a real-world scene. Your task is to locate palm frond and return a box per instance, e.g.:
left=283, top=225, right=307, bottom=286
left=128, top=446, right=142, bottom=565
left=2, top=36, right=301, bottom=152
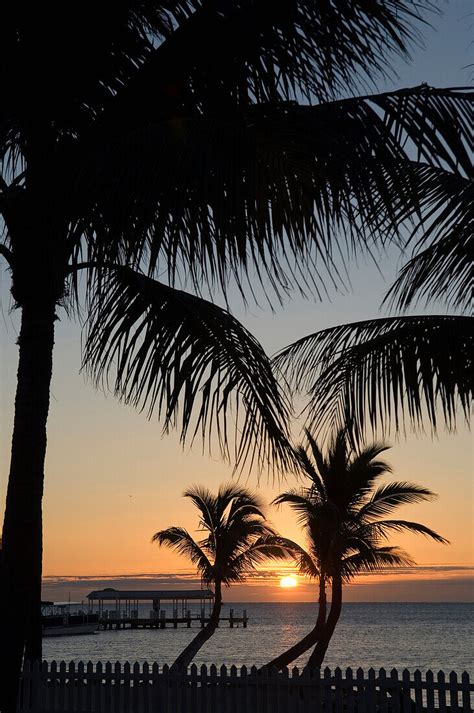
left=369, top=87, right=473, bottom=178
left=83, top=266, right=292, bottom=474
left=71, top=0, right=435, bottom=135
left=274, top=315, right=473, bottom=441
left=293, top=445, right=326, bottom=499
left=385, top=179, right=473, bottom=312
left=345, top=445, right=393, bottom=507
left=272, top=490, right=322, bottom=528
left=225, top=534, right=296, bottom=584
left=304, top=430, right=330, bottom=484
left=78, top=87, right=473, bottom=305
left=342, top=546, right=415, bottom=579
left=371, top=519, right=449, bottom=544
left=152, top=526, right=213, bottom=578
left=182, top=485, right=219, bottom=539
left=357, top=481, right=436, bottom=519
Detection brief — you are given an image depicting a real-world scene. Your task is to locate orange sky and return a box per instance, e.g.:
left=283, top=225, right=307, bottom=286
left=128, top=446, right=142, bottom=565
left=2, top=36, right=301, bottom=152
left=1, top=254, right=473, bottom=603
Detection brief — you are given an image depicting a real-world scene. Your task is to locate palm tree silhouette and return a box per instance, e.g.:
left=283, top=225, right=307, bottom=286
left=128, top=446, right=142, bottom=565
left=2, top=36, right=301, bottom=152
left=268, top=428, right=448, bottom=670
left=153, top=483, right=291, bottom=669
left=1, top=5, right=470, bottom=708
left=274, top=172, right=472, bottom=443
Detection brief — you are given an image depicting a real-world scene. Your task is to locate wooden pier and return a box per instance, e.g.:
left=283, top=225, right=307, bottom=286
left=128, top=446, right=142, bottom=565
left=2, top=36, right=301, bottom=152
left=99, top=609, right=248, bottom=631
left=87, top=589, right=248, bottom=632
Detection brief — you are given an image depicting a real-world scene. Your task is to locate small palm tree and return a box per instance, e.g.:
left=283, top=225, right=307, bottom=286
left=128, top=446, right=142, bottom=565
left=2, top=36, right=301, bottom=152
left=268, top=428, right=448, bottom=670
left=153, top=483, right=291, bottom=670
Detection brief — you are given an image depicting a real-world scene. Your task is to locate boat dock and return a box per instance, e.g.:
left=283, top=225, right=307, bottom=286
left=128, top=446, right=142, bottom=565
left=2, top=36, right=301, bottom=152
left=87, top=588, right=248, bottom=631
left=98, top=609, right=248, bottom=630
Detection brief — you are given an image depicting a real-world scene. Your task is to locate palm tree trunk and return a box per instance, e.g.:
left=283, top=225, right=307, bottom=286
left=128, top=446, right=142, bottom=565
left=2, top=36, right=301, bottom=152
left=171, top=581, right=223, bottom=671
left=265, top=576, right=327, bottom=670
left=0, top=299, right=56, bottom=713
left=307, top=573, right=342, bottom=670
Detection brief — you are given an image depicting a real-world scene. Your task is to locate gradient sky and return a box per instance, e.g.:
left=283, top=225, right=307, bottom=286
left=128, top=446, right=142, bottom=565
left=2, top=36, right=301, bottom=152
left=1, top=2, right=473, bottom=602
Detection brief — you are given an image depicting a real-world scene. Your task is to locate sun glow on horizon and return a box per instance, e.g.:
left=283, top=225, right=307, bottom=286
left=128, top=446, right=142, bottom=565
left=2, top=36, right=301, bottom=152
left=280, top=575, right=298, bottom=588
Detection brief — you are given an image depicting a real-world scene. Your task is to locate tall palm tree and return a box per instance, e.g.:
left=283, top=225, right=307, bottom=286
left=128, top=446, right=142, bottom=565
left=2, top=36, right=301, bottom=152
left=152, top=483, right=291, bottom=669
left=0, top=4, right=470, bottom=708
left=268, top=428, right=448, bottom=670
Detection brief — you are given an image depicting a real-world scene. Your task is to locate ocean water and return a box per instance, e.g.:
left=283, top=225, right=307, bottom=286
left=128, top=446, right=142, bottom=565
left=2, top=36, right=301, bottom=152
left=43, top=602, right=473, bottom=673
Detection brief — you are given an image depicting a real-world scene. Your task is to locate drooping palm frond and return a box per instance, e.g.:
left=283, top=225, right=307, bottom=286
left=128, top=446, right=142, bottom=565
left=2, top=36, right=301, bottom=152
left=345, top=445, right=393, bottom=507
left=385, top=178, right=473, bottom=312
left=293, top=445, right=326, bottom=498
left=369, top=519, right=449, bottom=544
left=272, top=490, right=323, bottom=528
left=224, top=534, right=296, bottom=584
left=151, top=526, right=213, bottom=580
left=274, top=315, right=473, bottom=441
left=357, top=481, right=436, bottom=520
left=182, top=485, right=219, bottom=540
left=341, top=546, right=415, bottom=579
left=304, top=431, right=330, bottom=483
left=83, top=267, right=292, bottom=474
left=368, top=87, right=472, bottom=178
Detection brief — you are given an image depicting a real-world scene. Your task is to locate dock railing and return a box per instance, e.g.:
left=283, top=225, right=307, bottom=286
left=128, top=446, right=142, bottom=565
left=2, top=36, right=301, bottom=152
left=18, top=660, right=473, bottom=712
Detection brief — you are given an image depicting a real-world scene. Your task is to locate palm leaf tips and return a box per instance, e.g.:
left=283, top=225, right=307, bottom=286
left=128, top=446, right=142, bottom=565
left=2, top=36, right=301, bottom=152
left=274, top=315, right=473, bottom=442
left=83, top=267, right=292, bottom=474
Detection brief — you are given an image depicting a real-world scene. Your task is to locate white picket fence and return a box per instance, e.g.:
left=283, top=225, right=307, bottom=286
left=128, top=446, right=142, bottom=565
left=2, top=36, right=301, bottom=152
left=18, top=660, right=473, bottom=712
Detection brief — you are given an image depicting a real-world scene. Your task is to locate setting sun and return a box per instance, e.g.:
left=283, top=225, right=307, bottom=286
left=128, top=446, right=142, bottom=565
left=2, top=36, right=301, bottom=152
left=280, top=575, right=298, bottom=588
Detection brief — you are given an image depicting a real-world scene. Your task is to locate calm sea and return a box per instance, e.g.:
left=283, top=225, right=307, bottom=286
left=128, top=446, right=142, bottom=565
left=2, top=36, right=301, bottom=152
left=43, top=602, right=473, bottom=673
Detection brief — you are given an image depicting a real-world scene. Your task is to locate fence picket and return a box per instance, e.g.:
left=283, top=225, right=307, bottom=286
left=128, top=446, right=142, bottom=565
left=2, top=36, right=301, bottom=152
left=401, top=669, right=412, bottom=713
left=150, top=663, right=158, bottom=713
left=356, top=667, right=366, bottom=713
left=426, top=670, right=435, bottom=712
left=231, top=664, right=240, bottom=713
left=345, top=667, right=355, bottom=713
left=461, top=672, right=471, bottom=713
left=41, top=660, right=49, bottom=713
left=199, top=664, right=208, bottom=713
left=58, top=661, right=67, bottom=713
left=132, top=662, right=140, bottom=713
left=448, top=671, right=459, bottom=712
left=378, top=668, right=389, bottom=713
left=104, top=662, right=112, bottom=713
left=113, top=662, right=121, bottom=713
left=142, top=661, right=150, bottom=713
left=122, top=662, right=130, bottom=713
left=251, top=666, right=260, bottom=713
left=96, top=661, right=104, bottom=713
left=390, top=668, right=401, bottom=713
left=334, top=667, right=343, bottom=713
left=321, top=667, right=330, bottom=713
left=367, top=668, right=376, bottom=713
left=413, top=669, right=423, bottom=712
left=161, top=664, right=169, bottom=713
left=438, top=671, right=447, bottom=713
left=217, top=664, right=226, bottom=713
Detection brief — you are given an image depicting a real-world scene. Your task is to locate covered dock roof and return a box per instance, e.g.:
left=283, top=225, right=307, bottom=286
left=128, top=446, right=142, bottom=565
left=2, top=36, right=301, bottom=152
left=87, top=588, right=214, bottom=601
